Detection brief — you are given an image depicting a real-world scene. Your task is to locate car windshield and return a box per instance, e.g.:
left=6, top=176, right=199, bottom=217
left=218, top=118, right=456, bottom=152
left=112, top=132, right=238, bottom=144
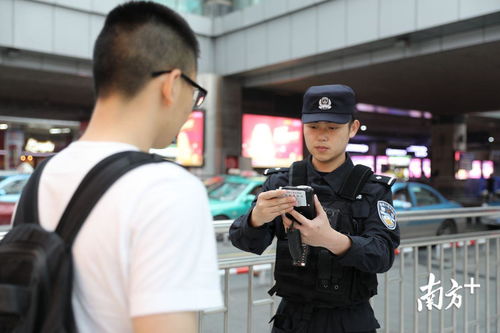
left=208, top=182, right=248, bottom=201
left=0, top=177, right=29, bottom=195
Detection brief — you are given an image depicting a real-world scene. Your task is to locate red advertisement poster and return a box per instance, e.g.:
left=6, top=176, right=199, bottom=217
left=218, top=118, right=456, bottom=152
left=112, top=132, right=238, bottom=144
left=242, top=114, right=303, bottom=168
left=176, top=110, right=204, bottom=167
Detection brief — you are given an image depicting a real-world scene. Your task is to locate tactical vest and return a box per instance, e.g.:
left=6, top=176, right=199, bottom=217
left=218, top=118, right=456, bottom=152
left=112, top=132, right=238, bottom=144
left=269, top=160, right=379, bottom=308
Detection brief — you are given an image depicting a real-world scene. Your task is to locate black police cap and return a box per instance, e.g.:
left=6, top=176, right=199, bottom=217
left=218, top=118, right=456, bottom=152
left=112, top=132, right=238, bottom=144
left=301, top=84, right=356, bottom=124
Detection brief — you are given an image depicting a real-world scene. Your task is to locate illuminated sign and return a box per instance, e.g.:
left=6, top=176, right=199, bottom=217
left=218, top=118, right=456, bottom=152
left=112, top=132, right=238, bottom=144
left=25, top=138, right=55, bottom=153
left=386, top=148, right=407, bottom=157
left=347, top=144, right=369, bottom=153
left=407, top=145, right=428, bottom=158
left=423, top=159, right=431, bottom=178
left=351, top=155, right=374, bottom=170
left=242, top=114, right=303, bottom=168
left=483, top=160, right=494, bottom=178
left=151, top=111, right=204, bottom=167
left=456, top=160, right=491, bottom=180
left=409, top=158, right=422, bottom=178
left=388, top=156, right=411, bottom=167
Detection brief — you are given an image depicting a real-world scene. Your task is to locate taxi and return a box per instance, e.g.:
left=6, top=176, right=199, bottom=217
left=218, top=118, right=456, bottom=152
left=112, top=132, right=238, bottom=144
left=207, top=175, right=265, bottom=220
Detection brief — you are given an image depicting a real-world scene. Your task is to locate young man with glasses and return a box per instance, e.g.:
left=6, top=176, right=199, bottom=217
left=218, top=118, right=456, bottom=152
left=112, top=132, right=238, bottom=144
left=32, top=2, right=221, bottom=332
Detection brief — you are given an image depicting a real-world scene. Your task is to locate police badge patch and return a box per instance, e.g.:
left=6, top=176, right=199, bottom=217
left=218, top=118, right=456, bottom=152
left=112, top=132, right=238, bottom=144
left=318, top=97, right=332, bottom=110
left=377, top=201, right=397, bottom=230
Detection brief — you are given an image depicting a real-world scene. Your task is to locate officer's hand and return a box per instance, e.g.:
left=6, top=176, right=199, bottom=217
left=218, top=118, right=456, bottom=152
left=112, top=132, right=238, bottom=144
left=284, top=195, right=337, bottom=248
left=284, top=196, right=352, bottom=254
left=250, top=190, right=296, bottom=227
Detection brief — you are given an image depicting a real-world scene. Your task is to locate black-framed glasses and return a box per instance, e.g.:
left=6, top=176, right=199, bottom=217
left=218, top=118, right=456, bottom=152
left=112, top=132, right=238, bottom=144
left=151, top=70, right=207, bottom=108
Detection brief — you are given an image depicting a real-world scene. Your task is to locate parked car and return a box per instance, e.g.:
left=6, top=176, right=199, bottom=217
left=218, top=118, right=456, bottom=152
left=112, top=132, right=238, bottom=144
left=0, top=201, right=16, bottom=225
left=206, top=175, right=463, bottom=239
left=203, top=175, right=225, bottom=193
left=479, top=200, right=500, bottom=229
left=0, top=174, right=30, bottom=201
left=207, top=175, right=265, bottom=220
left=392, top=182, right=463, bottom=238
left=0, top=174, right=31, bottom=225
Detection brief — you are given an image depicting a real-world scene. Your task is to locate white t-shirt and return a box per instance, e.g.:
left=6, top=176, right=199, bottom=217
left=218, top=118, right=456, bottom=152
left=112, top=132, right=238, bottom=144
left=36, top=141, right=222, bottom=333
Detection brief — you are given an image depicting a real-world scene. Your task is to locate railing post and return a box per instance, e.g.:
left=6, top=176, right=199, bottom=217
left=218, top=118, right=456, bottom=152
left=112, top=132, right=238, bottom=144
left=247, top=265, right=254, bottom=333
left=427, top=245, right=432, bottom=333
left=439, top=244, right=444, bottom=333
left=400, top=249, right=405, bottom=333
left=464, top=242, right=468, bottom=333
left=485, top=240, right=490, bottom=333
left=414, top=246, right=419, bottom=333
left=384, top=271, right=389, bottom=333
left=496, top=238, right=499, bottom=332
left=224, top=268, right=230, bottom=333
left=474, top=241, right=480, bottom=333
left=270, top=262, right=276, bottom=325
left=452, top=244, right=457, bottom=332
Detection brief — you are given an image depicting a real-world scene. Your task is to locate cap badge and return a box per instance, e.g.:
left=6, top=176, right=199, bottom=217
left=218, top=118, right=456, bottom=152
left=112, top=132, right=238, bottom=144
left=318, top=97, right=332, bottom=110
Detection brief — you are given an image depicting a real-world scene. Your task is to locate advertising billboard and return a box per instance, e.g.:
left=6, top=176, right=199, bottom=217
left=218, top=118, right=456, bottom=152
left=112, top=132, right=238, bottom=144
left=242, top=114, right=303, bottom=168
left=351, top=155, right=375, bottom=170
left=151, top=110, right=204, bottom=167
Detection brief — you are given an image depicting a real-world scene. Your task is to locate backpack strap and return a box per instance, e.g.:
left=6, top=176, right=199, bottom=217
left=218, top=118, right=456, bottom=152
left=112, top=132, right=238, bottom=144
left=289, top=160, right=308, bottom=186
left=55, top=151, right=168, bottom=246
left=338, top=164, right=373, bottom=201
left=13, top=157, right=53, bottom=226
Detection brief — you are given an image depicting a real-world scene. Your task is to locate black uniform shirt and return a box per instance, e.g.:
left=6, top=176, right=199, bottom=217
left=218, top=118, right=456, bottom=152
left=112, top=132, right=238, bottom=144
left=229, top=154, right=400, bottom=274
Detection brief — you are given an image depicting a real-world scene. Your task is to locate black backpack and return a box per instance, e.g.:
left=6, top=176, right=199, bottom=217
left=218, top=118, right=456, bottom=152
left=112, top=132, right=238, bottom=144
left=0, top=151, right=168, bottom=333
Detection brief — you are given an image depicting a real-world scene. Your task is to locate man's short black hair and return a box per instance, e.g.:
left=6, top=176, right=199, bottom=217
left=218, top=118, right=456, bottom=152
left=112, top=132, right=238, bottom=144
left=93, top=1, right=200, bottom=99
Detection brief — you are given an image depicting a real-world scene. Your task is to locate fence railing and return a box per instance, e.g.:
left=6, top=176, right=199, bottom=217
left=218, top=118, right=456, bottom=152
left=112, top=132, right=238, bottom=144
left=203, top=206, right=500, bottom=333
left=201, top=231, right=500, bottom=333
left=212, top=206, right=500, bottom=234
left=1, top=205, right=498, bottom=238
left=2, top=207, right=500, bottom=333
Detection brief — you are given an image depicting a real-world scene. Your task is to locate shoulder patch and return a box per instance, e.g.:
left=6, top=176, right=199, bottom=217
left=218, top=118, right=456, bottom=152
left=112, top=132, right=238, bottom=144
left=370, top=174, right=396, bottom=187
left=377, top=201, right=397, bottom=230
left=263, top=167, right=289, bottom=176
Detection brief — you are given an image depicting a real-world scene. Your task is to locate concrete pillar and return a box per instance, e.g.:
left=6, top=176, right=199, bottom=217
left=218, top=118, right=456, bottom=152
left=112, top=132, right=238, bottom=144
left=430, top=115, right=467, bottom=201
left=192, top=74, right=242, bottom=178
left=218, top=77, right=243, bottom=173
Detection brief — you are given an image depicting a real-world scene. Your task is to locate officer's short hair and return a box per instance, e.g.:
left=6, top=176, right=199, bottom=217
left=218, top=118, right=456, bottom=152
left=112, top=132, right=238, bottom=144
left=93, top=1, right=200, bottom=99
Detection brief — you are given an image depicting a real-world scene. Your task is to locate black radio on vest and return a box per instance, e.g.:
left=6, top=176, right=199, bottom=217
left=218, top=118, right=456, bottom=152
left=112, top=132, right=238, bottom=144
left=269, top=159, right=378, bottom=307
left=281, top=185, right=316, bottom=267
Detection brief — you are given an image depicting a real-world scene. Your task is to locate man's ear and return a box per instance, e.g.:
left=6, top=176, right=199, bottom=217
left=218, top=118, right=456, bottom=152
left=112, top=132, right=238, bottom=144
left=349, top=119, right=360, bottom=138
left=160, top=69, right=182, bottom=107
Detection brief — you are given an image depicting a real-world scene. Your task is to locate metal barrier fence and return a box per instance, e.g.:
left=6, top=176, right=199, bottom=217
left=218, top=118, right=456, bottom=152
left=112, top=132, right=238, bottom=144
left=202, top=206, right=500, bottom=333
left=1, top=207, right=500, bottom=332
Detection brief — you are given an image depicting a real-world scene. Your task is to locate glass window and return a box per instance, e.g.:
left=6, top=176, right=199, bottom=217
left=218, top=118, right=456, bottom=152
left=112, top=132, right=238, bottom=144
left=2, top=179, right=28, bottom=195
left=208, top=182, right=248, bottom=201
left=155, top=0, right=262, bottom=16
left=179, top=0, right=203, bottom=15
left=413, top=187, right=441, bottom=207
left=155, top=0, right=203, bottom=15
left=158, top=0, right=179, bottom=9
left=393, top=188, right=410, bottom=204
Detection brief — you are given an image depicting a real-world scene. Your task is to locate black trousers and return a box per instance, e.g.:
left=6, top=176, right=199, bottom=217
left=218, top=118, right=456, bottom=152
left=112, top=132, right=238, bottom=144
left=270, top=299, right=379, bottom=333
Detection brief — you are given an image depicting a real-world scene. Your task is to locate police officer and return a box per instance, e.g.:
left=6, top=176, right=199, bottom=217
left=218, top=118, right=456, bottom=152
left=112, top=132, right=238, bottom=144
left=229, top=84, right=400, bottom=333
